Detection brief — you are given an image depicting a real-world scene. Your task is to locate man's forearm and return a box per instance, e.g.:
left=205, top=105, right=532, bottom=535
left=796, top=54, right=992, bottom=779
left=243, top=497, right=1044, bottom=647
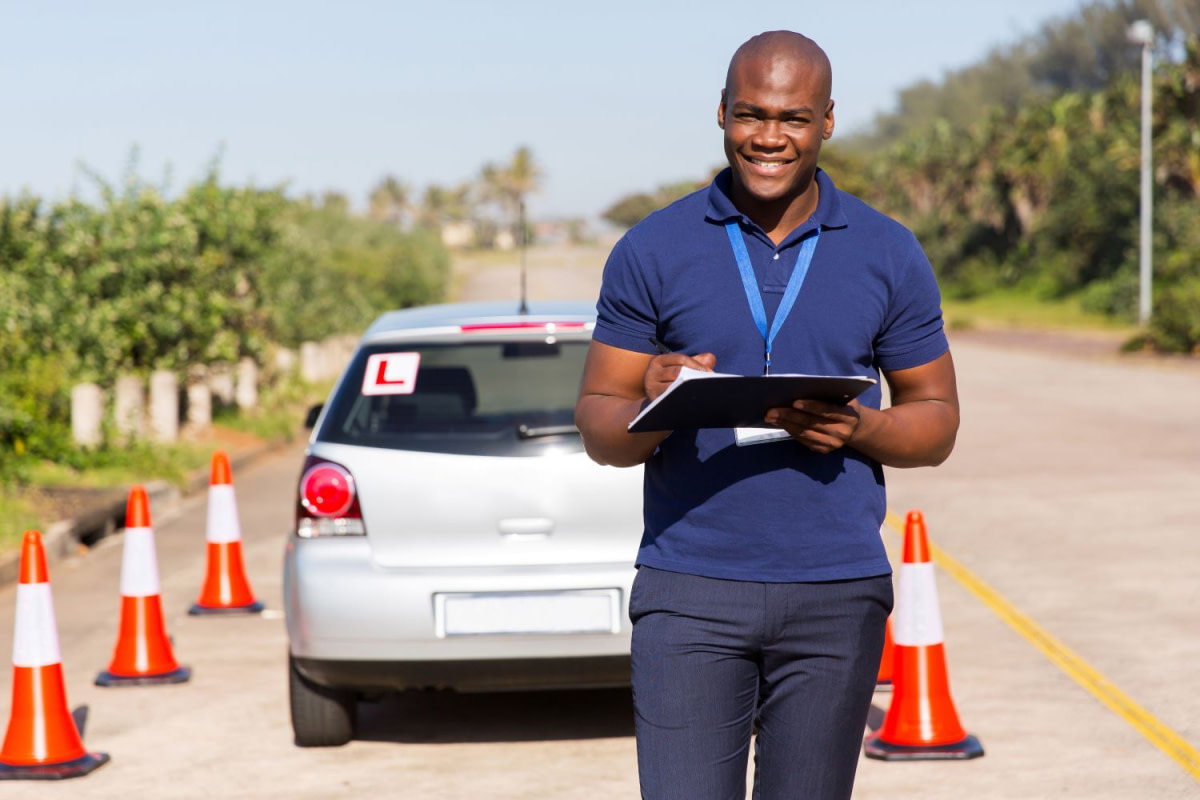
left=575, top=395, right=670, bottom=467
left=849, top=400, right=958, bottom=468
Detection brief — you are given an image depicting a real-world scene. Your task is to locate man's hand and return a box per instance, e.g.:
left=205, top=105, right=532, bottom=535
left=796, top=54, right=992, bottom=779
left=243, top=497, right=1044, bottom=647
left=764, top=399, right=861, bottom=454
left=763, top=351, right=959, bottom=467
left=644, top=352, right=717, bottom=402
left=576, top=342, right=716, bottom=467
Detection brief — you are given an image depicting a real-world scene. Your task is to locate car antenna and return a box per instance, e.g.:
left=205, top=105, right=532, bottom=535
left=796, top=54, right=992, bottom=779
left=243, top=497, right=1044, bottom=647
left=518, top=198, right=529, bottom=315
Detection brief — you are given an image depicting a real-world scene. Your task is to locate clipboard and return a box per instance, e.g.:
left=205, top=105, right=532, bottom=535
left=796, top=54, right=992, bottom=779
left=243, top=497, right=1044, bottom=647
left=627, top=367, right=877, bottom=433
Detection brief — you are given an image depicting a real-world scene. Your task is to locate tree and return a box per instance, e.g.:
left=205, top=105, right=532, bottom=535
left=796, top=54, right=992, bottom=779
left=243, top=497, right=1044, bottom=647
left=846, top=0, right=1200, bottom=154
left=368, top=175, right=410, bottom=226
left=479, top=146, right=542, bottom=244
left=602, top=192, right=659, bottom=229
left=601, top=176, right=711, bottom=229
left=416, top=183, right=472, bottom=231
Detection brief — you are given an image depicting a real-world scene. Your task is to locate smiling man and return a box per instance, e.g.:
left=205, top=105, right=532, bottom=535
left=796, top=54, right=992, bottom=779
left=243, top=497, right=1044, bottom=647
left=576, top=31, right=958, bottom=799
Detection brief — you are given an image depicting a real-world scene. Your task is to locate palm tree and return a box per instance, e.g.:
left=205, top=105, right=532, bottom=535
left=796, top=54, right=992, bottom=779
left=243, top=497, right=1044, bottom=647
left=417, top=183, right=474, bottom=231
left=477, top=146, right=542, bottom=244
left=368, top=175, right=410, bottom=226
left=505, top=146, right=542, bottom=204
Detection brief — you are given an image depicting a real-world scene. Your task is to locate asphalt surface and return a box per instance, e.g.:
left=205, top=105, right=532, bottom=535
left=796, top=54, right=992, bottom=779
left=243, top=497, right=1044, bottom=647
left=0, top=247, right=1197, bottom=798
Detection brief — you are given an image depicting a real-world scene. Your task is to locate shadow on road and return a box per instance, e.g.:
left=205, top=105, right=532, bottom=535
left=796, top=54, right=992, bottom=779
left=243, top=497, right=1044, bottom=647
left=355, top=687, right=635, bottom=744
left=72, top=705, right=90, bottom=737
left=865, top=700, right=886, bottom=732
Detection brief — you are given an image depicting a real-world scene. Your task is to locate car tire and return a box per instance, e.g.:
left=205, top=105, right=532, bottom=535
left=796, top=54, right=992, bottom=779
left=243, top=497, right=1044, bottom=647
left=289, top=655, right=357, bottom=747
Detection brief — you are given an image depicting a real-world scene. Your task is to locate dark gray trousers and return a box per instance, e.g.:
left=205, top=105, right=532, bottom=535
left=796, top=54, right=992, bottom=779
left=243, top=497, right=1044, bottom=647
left=629, top=566, right=892, bottom=800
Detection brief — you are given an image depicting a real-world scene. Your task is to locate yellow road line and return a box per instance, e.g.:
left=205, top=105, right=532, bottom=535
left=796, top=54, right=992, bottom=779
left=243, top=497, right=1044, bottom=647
left=884, top=511, right=1200, bottom=782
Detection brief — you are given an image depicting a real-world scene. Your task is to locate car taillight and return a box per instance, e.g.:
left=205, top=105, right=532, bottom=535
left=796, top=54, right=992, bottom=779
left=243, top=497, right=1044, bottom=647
left=295, top=457, right=365, bottom=538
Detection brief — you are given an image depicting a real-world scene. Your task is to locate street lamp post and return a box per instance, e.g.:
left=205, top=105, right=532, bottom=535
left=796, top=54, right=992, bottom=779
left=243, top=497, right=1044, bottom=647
left=518, top=198, right=529, bottom=314
left=1128, top=19, right=1154, bottom=326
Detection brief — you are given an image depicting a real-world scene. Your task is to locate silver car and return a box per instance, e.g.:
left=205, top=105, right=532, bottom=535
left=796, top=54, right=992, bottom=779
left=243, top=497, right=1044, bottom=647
left=284, top=301, right=643, bottom=746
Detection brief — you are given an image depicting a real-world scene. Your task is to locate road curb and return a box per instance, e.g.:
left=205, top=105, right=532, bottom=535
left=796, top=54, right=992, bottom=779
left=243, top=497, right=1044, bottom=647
left=0, top=439, right=289, bottom=589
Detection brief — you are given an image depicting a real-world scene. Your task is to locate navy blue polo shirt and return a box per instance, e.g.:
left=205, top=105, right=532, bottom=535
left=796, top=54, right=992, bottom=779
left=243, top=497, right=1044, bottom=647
left=593, top=168, right=949, bottom=582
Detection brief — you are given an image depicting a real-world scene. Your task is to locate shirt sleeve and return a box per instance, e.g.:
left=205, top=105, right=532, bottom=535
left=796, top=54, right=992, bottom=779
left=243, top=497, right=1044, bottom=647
left=873, top=232, right=950, bottom=372
left=592, top=233, right=660, bottom=355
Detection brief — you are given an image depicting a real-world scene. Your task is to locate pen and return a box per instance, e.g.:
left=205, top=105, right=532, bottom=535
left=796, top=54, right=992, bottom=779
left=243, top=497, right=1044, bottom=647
left=648, top=337, right=671, bottom=355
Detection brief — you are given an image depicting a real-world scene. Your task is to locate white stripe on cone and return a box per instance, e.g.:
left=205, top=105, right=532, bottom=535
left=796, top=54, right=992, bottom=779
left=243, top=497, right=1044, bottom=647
left=206, top=485, right=242, bottom=544
left=893, top=562, right=945, bottom=647
left=119, top=527, right=162, bottom=597
left=12, top=583, right=62, bottom=668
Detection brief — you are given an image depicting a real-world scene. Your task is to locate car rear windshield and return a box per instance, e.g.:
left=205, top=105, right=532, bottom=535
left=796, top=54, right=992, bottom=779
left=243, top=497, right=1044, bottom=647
left=316, top=340, right=589, bottom=456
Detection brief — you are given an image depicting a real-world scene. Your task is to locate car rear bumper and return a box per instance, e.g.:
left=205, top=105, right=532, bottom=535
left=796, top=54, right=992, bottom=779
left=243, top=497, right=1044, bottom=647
left=284, top=537, right=636, bottom=689
left=292, top=654, right=631, bottom=693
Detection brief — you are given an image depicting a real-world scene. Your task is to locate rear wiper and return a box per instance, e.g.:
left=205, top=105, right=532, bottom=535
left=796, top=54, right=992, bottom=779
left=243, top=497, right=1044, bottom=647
left=516, top=423, right=579, bottom=439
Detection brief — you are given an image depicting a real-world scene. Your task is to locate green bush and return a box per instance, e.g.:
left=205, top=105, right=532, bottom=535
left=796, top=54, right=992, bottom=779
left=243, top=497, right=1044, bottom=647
left=0, top=356, right=76, bottom=482
left=0, top=170, right=451, bottom=482
left=1078, top=270, right=1138, bottom=320
left=1147, top=277, right=1200, bottom=352
left=1142, top=196, right=1200, bottom=352
left=842, top=36, right=1200, bottom=351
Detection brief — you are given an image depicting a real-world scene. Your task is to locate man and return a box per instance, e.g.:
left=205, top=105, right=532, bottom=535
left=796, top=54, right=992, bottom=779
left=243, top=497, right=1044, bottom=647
left=575, top=30, right=959, bottom=799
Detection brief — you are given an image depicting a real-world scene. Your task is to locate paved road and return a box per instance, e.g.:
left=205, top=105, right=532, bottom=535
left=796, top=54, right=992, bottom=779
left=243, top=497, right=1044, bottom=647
left=860, top=332, right=1200, bottom=799
left=1, top=248, right=1198, bottom=798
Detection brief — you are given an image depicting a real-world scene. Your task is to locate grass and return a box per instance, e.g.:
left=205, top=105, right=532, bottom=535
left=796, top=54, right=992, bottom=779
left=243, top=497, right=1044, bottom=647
left=0, top=491, right=46, bottom=554
left=25, top=439, right=223, bottom=489
left=1, top=434, right=258, bottom=555
left=943, top=289, right=1139, bottom=336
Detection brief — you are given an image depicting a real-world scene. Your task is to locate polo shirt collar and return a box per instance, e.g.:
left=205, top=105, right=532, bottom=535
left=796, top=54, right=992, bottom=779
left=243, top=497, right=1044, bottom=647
left=704, top=167, right=849, bottom=242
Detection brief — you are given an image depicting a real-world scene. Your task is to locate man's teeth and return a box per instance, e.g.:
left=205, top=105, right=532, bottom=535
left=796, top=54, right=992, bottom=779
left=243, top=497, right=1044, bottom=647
left=750, top=158, right=788, bottom=168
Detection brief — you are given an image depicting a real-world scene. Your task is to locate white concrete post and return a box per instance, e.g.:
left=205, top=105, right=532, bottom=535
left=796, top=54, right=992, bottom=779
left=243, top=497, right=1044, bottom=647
left=208, top=364, right=236, bottom=407
left=236, top=357, right=258, bottom=410
left=274, top=347, right=297, bottom=376
left=186, top=367, right=212, bottom=432
left=70, top=383, right=104, bottom=448
left=149, top=370, right=179, bottom=443
left=300, top=341, right=322, bottom=383
left=114, top=374, right=145, bottom=440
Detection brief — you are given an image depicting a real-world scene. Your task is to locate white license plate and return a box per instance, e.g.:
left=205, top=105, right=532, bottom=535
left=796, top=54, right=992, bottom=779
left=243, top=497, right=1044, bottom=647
left=435, top=589, right=621, bottom=637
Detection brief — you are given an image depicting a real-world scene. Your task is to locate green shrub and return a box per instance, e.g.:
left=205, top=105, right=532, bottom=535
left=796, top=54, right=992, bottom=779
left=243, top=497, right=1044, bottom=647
left=1147, top=277, right=1200, bottom=353
left=0, top=169, right=451, bottom=482
left=1078, top=270, right=1138, bottom=320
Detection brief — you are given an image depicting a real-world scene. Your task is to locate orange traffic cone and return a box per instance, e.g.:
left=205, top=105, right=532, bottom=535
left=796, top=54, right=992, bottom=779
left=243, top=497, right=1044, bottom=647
left=0, top=531, right=110, bottom=779
left=95, top=486, right=191, bottom=687
left=864, top=511, right=983, bottom=760
left=189, top=451, right=263, bottom=615
left=875, top=616, right=895, bottom=690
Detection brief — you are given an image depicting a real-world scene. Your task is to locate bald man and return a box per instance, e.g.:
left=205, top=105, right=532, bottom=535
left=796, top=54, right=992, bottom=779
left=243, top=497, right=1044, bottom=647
left=577, top=31, right=958, bottom=798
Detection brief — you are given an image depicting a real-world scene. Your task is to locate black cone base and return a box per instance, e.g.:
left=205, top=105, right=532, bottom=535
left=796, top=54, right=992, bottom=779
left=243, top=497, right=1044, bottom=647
left=188, top=600, right=264, bottom=616
left=0, top=751, right=111, bottom=780
left=95, top=665, right=191, bottom=687
left=864, top=733, right=984, bottom=761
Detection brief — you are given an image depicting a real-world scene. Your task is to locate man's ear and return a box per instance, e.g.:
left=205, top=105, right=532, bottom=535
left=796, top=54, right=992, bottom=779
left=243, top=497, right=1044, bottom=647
left=823, top=99, right=836, bottom=140
left=717, top=89, right=727, bottom=129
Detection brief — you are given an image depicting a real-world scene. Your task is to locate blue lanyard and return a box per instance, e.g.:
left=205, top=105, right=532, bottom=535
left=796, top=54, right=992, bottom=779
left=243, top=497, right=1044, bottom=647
left=724, top=221, right=821, bottom=375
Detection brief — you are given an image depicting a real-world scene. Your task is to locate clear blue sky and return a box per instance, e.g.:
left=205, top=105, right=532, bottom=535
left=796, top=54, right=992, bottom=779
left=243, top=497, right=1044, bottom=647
left=1, top=0, right=1089, bottom=221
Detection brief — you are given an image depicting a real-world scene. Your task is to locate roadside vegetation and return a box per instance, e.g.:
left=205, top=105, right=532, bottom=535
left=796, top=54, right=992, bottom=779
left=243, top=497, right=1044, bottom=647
left=1, top=173, right=448, bottom=457
left=604, top=0, right=1200, bottom=354
left=0, top=164, right=451, bottom=547
left=0, top=142, right=559, bottom=549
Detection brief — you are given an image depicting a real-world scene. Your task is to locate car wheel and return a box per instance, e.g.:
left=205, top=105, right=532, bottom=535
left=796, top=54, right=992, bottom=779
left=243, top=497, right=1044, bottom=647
left=289, top=655, right=357, bottom=747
